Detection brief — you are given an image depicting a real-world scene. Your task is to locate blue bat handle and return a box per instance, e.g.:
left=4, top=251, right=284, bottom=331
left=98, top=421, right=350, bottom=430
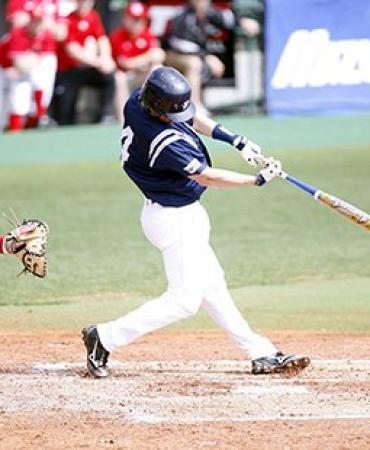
left=284, top=174, right=318, bottom=197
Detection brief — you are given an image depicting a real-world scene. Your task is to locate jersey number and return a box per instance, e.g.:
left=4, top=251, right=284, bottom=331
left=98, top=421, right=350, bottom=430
left=120, top=126, right=134, bottom=164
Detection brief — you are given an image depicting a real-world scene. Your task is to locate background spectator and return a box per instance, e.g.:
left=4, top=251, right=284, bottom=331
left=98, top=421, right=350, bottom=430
left=52, top=0, right=116, bottom=125
left=163, top=0, right=260, bottom=115
left=0, top=6, right=57, bottom=132
left=0, top=0, right=265, bottom=129
left=110, top=2, right=165, bottom=123
left=6, top=0, right=67, bottom=41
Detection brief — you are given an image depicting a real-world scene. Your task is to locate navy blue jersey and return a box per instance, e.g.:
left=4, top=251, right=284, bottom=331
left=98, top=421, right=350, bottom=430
left=121, top=89, right=212, bottom=207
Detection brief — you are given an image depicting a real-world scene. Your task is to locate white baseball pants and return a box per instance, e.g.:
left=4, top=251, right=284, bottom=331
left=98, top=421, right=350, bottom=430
left=7, top=54, right=57, bottom=115
left=98, top=200, right=277, bottom=359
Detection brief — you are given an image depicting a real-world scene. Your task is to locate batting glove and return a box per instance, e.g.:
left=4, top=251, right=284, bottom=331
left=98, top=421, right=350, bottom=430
left=255, top=157, right=282, bottom=186
left=234, top=136, right=264, bottom=167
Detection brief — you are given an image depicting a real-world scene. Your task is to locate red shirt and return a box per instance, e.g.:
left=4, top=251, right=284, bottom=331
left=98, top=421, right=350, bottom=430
left=110, top=27, right=158, bottom=70
left=57, top=9, right=105, bottom=71
left=0, top=35, right=10, bottom=68
left=0, top=26, right=56, bottom=68
left=6, top=0, right=59, bottom=20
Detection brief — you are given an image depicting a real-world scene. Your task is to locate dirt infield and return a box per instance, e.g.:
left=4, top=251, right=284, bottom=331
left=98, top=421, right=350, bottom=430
left=1, top=331, right=370, bottom=449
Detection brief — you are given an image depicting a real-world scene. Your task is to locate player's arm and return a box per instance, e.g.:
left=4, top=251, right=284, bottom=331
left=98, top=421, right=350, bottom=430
left=190, top=167, right=256, bottom=187
left=53, top=21, right=68, bottom=42
left=118, top=51, right=153, bottom=71
left=0, top=233, right=26, bottom=254
left=66, top=41, right=100, bottom=67
left=0, top=235, right=7, bottom=254
left=97, top=35, right=113, bottom=60
left=12, top=52, right=39, bottom=73
left=8, top=30, right=39, bottom=74
left=193, top=114, right=264, bottom=167
left=0, top=220, right=42, bottom=255
left=190, top=158, right=282, bottom=188
left=239, top=17, right=260, bottom=37
left=96, top=36, right=116, bottom=73
left=208, top=8, right=260, bottom=38
left=151, top=136, right=279, bottom=187
left=119, top=48, right=165, bottom=72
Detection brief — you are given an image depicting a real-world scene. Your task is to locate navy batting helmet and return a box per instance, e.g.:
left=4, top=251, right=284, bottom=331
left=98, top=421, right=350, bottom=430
left=140, top=67, right=195, bottom=123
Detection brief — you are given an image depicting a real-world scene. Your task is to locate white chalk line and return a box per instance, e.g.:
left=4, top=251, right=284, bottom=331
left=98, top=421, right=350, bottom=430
left=33, top=359, right=370, bottom=372
left=5, top=361, right=370, bottom=424
left=128, top=414, right=370, bottom=425
left=31, top=360, right=370, bottom=384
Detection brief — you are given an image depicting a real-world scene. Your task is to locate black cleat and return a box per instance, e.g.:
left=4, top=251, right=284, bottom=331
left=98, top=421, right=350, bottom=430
left=82, top=325, right=110, bottom=378
left=252, top=352, right=310, bottom=375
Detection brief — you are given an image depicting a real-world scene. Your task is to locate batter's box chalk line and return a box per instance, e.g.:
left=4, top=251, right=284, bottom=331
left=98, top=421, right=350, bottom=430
left=31, top=359, right=370, bottom=384
left=127, top=413, right=370, bottom=425
left=33, top=359, right=370, bottom=372
left=32, top=361, right=248, bottom=372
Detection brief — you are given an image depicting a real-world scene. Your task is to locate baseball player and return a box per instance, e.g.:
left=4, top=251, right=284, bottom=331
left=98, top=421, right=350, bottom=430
left=6, top=0, right=66, bottom=41
left=52, top=0, right=115, bottom=126
left=82, top=67, right=310, bottom=378
left=110, top=2, right=165, bottom=122
left=1, top=7, right=57, bottom=131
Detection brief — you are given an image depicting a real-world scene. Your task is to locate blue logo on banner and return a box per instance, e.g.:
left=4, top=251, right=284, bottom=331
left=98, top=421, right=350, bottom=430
left=265, top=0, right=370, bottom=114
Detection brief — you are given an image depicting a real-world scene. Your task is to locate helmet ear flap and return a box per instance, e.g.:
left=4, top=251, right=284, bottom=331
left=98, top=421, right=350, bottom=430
left=140, top=84, right=166, bottom=118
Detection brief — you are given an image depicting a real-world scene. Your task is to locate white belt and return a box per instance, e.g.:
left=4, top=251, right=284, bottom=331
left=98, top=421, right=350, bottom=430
left=144, top=198, right=198, bottom=209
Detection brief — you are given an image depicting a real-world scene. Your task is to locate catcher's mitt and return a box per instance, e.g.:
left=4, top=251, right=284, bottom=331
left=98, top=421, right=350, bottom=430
left=3, top=214, right=49, bottom=278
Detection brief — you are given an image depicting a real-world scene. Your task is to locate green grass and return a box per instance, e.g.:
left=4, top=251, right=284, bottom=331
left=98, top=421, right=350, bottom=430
left=0, top=115, right=369, bottom=333
left=1, top=112, right=370, bottom=165
left=1, top=278, right=369, bottom=333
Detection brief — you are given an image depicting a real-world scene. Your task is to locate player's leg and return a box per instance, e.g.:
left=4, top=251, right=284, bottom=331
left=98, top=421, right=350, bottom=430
left=97, top=201, right=208, bottom=349
left=0, top=67, right=10, bottom=130
left=165, top=51, right=203, bottom=107
left=204, top=54, right=225, bottom=79
left=0, top=68, right=4, bottom=130
left=28, top=54, right=57, bottom=127
left=7, top=76, right=32, bottom=131
left=201, top=245, right=310, bottom=374
left=84, top=67, right=115, bottom=122
left=201, top=244, right=277, bottom=359
left=85, top=201, right=210, bottom=377
left=113, top=70, right=130, bottom=124
left=52, top=69, right=81, bottom=125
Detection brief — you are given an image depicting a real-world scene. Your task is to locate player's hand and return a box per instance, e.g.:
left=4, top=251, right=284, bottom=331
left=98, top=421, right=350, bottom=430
left=4, top=222, right=37, bottom=254
left=234, top=136, right=264, bottom=167
left=98, top=57, right=116, bottom=74
left=255, top=157, right=282, bottom=186
left=240, top=17, right=261, bottom=37
left=3, top=214, right=49, bottom=277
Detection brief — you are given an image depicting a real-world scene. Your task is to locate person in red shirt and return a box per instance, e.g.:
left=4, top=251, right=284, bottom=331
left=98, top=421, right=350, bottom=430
left=6, top=0, right=67, bottom=41
left=1, top=8, right=57, bottom=131
left=110, top=2, right=165, bottom=122
left=52, top=0, right=116, bottom=125
left=0, top=36, right=9, bottom=129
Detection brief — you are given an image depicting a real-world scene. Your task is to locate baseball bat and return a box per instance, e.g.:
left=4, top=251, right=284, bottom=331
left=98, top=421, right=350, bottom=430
left=260, top=157, right=370, bottom=232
